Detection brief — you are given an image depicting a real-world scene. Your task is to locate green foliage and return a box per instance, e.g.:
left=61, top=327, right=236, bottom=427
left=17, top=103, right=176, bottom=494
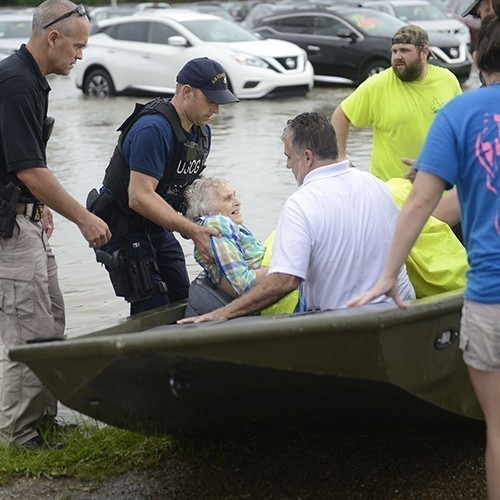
left=0, top=420, right=180, bottom=485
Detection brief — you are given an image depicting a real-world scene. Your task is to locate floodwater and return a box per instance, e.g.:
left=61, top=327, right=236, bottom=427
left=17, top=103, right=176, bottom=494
left=46, top=74, right=365, bottom=335
left=46, top=69, right=479, bottom=336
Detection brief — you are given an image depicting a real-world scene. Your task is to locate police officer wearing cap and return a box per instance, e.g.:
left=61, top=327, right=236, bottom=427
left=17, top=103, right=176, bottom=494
left=88, top=57, right=239, bottom=315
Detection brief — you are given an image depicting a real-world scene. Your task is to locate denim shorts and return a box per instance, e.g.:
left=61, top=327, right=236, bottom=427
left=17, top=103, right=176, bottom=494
left=459, top=300, right=500, bottom=372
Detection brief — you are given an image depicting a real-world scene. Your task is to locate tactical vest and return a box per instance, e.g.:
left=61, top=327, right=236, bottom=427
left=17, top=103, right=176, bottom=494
left=103, top=98, right=209, bottom=213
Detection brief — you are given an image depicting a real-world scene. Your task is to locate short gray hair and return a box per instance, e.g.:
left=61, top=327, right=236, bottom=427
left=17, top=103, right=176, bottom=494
left=32, top=0, right=81, bottom=36
left=185, top=177, right=229, bottom=221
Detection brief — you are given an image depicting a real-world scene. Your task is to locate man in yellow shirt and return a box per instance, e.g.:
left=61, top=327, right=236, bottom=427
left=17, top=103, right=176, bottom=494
left=332, top=25, right=467, bottom=295
left=331, top=25, right=462, bottom=182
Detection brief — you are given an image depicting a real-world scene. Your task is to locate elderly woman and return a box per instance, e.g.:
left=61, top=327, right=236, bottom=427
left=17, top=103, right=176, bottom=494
left=184, top=177, right=298, bottom=316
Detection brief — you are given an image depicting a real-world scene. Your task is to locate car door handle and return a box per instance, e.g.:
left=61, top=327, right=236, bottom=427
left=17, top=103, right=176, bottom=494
left=307, top=45, right=320, bottom=51
left=143, top=53, right=153, bottom=59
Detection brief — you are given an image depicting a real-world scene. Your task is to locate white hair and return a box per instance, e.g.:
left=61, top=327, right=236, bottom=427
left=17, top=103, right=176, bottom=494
left=184, top=177, right=230, bottom=221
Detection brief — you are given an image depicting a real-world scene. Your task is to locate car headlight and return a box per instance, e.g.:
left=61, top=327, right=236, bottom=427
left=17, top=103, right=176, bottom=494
left=230, top=53, right=270, bottom=69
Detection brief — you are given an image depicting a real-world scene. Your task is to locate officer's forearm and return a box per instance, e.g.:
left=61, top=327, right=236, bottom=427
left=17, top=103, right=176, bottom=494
left=16, top=168, right=90, bottom=226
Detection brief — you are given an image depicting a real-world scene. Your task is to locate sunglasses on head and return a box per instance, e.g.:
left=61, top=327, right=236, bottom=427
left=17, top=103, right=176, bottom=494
left=43, top=3, right=86, bottom=30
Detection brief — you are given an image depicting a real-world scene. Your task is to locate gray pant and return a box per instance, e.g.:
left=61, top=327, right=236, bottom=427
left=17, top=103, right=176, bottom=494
left=0, top=216, right=65, bottom=445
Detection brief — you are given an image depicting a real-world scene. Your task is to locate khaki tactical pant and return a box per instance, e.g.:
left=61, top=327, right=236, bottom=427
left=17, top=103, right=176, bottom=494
left=0, top=216, right=65, bottom=445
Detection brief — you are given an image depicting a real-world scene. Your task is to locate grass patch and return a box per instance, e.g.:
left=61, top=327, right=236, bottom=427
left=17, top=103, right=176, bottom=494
left=0, top=420, right=181, bottom=486
left=0, top=419, right=312, bottom=487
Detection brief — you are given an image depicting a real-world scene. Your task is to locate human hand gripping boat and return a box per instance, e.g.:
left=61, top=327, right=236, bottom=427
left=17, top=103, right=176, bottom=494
left=8, top=289, right=482, bottom=436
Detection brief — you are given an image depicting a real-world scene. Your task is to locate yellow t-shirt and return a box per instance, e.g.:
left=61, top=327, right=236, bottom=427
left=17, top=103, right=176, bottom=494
left=341, top=65, right=462, bottom=181
left=260, top=231, right=299, bottom=315
left=387, top=178, right=467, bottom=298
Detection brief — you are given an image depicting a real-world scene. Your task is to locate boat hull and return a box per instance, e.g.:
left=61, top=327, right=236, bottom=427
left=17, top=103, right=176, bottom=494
left=9, top=290, right=482, bottom=435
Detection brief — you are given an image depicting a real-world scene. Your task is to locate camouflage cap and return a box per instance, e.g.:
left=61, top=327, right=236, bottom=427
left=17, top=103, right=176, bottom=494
left=391, top=25, right=430, bottom=46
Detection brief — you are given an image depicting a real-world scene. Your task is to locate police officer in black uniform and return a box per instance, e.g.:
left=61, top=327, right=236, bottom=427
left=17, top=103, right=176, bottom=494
left=0, top=0, right=110, bottom=448
left=89, top=57, right=238, bottom=315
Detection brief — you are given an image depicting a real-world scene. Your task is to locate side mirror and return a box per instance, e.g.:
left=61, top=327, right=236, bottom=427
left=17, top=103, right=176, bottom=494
left=167, top=35, right=188, bottom=47
left=337, top=29, right=357, bottom=41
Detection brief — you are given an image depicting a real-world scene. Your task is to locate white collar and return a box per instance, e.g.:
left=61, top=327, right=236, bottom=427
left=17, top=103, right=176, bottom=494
left=302, top=159, right=350, bottom=186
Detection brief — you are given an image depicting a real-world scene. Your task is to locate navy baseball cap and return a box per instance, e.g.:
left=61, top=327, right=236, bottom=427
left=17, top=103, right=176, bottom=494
left=176, top=57, right=239, bottom=105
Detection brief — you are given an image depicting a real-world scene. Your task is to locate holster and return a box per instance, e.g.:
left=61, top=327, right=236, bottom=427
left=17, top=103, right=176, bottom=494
left=89, top=188, right=168, bottom=302
left=86, top=188, right=117, bottom=224
left=95, top=243, right=167, bottom=303
left=0, top=182, right=21, bottom=238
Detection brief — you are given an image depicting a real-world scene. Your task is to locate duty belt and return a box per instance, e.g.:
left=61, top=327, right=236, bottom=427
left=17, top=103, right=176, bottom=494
left=15, top=202, right=44, bottom=222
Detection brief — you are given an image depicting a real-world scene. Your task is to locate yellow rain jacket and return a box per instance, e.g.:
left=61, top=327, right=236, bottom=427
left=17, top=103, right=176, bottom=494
left=260, top=231, right=300, bottom=315
left=387, top=178, right=467, bottom=298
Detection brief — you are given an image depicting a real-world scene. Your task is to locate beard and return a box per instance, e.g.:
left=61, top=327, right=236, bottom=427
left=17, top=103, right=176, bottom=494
left=392, top=58, right=425, bottom=82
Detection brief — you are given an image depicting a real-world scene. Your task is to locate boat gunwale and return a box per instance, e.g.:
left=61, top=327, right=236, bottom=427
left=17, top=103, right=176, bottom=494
left=9, top=290, right=464, bottom=362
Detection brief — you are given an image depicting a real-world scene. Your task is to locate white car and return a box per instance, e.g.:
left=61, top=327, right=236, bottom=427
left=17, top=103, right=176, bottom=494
left=0, top=12, right=32, bottom=53
left=74, top=9, right=314, bottom=99
left=362, top=0, right=471, bottom=46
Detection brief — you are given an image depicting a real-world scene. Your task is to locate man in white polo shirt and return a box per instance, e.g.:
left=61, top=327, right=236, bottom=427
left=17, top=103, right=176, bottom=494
left=179, top=112, right=414, bottom=323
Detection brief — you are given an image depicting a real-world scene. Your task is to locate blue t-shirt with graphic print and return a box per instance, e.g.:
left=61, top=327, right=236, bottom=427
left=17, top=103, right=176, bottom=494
left=416, top=84, right=500, bottom=303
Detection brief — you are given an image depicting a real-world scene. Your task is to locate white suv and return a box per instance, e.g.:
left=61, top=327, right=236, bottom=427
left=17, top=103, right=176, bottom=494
left=74, top=9, right=314, bottom=99
left=0, top=12, right=33, bottom=54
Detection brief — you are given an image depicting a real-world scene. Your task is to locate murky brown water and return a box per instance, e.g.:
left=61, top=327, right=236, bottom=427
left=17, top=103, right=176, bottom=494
left=46, top=70, right=479, bottom=336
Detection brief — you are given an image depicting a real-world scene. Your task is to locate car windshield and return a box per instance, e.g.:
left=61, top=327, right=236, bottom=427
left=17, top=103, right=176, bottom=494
left=186, top=6, right=235, bottom=21
left=181, top=18, right=258, bottom=42
left=449, top=0, right=475, bottom=12
left=394, top=3, right=444, bottom=20
left=343, top=10, right=405, bottom=36
left=448, top=0, right=471, bottom=12
left=0, top=19, right=31, bottom=39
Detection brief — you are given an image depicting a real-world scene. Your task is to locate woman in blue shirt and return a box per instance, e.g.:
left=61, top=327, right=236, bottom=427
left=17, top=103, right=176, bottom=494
left=349, top=7, right=500, bottom=496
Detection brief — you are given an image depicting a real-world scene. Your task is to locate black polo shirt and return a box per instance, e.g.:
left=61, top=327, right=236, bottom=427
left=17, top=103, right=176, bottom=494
left=0, top=44, right=51, bottom=202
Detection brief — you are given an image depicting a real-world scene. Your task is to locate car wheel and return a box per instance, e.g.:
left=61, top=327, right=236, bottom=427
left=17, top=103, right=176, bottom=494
left=83, top=68, right=115, bottom=97
left=359, top=60, right=390, bottom=83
